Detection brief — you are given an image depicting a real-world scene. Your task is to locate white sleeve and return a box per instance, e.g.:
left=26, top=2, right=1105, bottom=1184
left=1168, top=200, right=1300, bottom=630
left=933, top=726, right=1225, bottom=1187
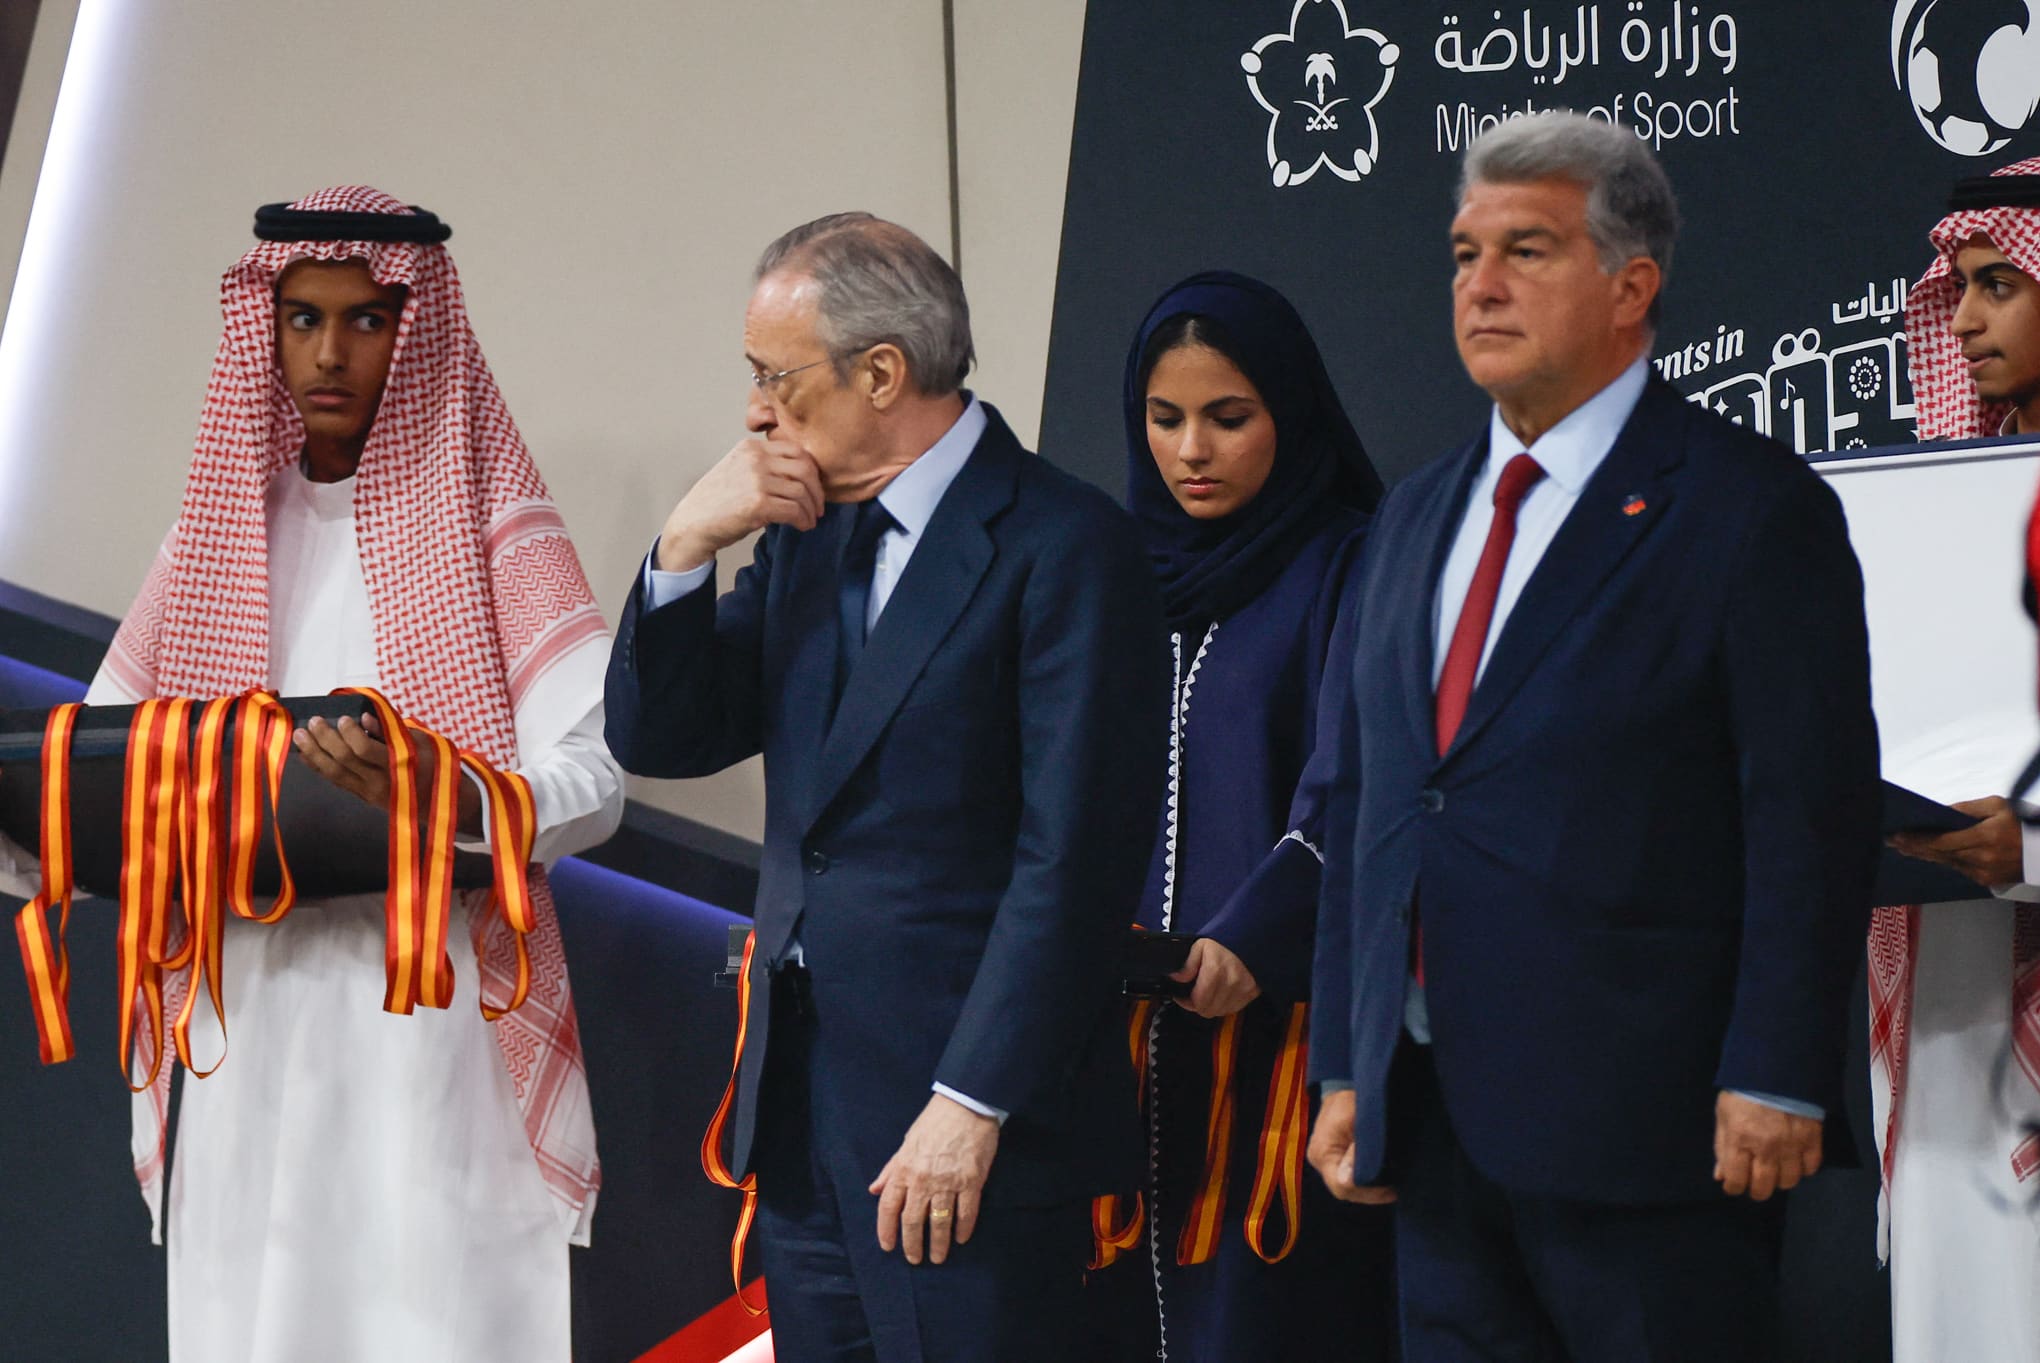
left=932, top=1082, right=1009, bottom=1126
left=1991, top=819, right=2040, bottom=903
left=457, top=694, right=624, bottom=865
left=645, top=553, right=714, bottom=610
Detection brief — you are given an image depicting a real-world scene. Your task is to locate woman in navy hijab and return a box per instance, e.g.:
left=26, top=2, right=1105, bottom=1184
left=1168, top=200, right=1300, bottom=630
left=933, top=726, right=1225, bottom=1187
left=1079, top=272, right=1398, bottom=1361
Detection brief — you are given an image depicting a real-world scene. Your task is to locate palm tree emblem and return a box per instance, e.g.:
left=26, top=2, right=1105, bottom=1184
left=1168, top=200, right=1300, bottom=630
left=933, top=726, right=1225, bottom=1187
left=1306, top=52, right=1337, bottom=103
left=1299, top=51, right=1346, bottom=130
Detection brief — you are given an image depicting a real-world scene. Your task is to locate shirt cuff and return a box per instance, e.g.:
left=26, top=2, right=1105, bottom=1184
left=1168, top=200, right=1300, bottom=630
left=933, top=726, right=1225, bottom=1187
left=643, top=542, right=713, bottom=610
left=1730, top=1089, right=1824, bottom=1121
left=453, top=767, right=492, bottom=853
left=1992, top=818, right=2040, bottom=902
left=1317, top=1080, right=1355, bottom=1094
left=932, top=1083, right=1008, bottom=1126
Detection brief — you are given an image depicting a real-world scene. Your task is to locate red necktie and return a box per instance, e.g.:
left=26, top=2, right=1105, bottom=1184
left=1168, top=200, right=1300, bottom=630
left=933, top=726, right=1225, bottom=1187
left=1434, top=453, right=1547, bottom=754
left=1417, top=452, right=1545, bottom=987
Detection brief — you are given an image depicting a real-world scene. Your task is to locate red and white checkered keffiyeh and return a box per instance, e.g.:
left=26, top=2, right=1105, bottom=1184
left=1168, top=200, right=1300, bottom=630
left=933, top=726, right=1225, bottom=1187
left=103, top=186, right=605, bottom=1236
left=1905, top=155, right=2040, bottom=442
left=1875, top=160, right=2040, bottom=1228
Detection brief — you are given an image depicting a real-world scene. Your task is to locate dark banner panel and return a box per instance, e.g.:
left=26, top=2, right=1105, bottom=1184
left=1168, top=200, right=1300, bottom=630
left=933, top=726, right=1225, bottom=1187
left=0, top=0, right=42, bottom=178
left=1042, top=0, right=2040, bottom=490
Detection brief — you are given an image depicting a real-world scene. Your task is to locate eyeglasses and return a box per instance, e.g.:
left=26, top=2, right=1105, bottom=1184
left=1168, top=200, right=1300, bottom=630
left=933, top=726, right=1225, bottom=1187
left=748, top=344, right=875, bottom=396
left=748, top=357, right=832, bottom=394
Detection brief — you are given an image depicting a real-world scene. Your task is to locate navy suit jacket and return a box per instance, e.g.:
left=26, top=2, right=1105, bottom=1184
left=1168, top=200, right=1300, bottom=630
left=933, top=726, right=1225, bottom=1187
left=1308, top=378, right=1880, bottom=1206
left=605, top=407, right=1168, bottom=1207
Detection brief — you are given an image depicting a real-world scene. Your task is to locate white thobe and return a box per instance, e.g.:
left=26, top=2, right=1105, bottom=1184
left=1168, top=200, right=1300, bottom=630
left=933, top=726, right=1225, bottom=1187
left=1878, top=712, right=2040, bottom=1363
left=2, top=466, right=622, bottom=1363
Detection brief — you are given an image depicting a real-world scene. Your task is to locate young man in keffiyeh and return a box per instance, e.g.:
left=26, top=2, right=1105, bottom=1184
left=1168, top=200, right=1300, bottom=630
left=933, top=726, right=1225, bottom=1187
left=0, top=186, right=622, bottom=1362
left=1878, top=155, right=2040, bottom=1363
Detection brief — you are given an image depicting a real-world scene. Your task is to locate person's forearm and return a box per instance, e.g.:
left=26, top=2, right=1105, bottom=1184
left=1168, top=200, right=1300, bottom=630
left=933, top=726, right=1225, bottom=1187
left=525, top=711, right=625, bottom=864
left=456, top=696, right=624, bottom=864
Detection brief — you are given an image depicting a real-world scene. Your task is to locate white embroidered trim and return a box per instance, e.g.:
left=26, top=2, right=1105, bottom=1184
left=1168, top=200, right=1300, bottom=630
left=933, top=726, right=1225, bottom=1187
left=1149, top=623, right=1215, bottom=1358
left=1143, top=1002, right=1170, bottom=1363
left=1158, top=624, right=1217, bottom=935
left=1277, top=829, right=1323, bottom=864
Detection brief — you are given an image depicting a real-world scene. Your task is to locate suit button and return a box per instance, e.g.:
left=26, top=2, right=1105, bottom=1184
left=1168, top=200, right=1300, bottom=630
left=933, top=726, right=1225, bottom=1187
left=804, top=848, right=831, bottom=875
left=1418, top=788, right=1445, bottom=814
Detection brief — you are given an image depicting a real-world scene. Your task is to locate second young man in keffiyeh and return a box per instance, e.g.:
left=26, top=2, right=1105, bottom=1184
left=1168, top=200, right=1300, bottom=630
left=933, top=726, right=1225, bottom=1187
left=1878, top=156, right=2040, bottom=1363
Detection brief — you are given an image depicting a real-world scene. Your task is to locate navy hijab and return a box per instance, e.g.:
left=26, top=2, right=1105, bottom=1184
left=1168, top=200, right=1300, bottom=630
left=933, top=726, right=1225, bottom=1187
left=1124, top=271, right=1383, bottom=630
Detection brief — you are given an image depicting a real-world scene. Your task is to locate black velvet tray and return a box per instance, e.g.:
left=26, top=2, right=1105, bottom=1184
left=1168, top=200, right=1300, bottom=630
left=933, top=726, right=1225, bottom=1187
left=0, top=695, right=494, bottom=899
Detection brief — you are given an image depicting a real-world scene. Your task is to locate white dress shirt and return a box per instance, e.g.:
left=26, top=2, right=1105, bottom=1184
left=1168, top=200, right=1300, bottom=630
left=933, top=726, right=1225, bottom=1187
left=1428, top=358, right=1651, bottom=688
left=644, top=397, right=1006, bottom=1123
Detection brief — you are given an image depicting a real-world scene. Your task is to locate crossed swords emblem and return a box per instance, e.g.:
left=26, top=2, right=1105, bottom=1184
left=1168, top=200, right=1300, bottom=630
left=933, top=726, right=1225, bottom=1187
left=1296, top=51, right=1348, bottom=130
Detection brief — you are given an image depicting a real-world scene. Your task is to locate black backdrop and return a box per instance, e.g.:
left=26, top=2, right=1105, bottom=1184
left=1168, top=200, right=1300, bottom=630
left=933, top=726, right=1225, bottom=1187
left=0, top=0, right=40, bottom=180
left=1029, top=4, right=2040, bottom=1359
left=1040, top=0, right=2040, bottom=489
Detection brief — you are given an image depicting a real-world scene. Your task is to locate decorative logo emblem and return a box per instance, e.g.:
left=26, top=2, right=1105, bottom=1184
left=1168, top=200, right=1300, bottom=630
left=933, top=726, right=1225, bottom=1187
left=1621, top=494, right=1648, bottom=517
left=1892, top=0, right=2040, bottom=156
left=1242, top=0, right=1402, bottom=187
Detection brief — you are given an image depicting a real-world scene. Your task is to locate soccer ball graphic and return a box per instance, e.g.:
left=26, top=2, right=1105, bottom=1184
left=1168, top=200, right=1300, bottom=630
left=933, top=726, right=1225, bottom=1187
left=1896, top=0, right=2040, bottom=155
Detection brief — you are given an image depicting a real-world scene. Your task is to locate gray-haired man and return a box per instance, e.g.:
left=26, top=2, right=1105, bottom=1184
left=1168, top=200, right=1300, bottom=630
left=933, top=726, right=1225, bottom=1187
left=604, top=214, right=1166, bottom=1361
left=1303, top=114, right=1879, bottom=1361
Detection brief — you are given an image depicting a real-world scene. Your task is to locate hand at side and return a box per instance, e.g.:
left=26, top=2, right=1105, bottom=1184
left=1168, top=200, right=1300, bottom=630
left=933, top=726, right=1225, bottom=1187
left=1307, top=1087, right=1396, bottom=1205
left=869, top=1093, right=1000, bottom=1265
left=1713, top=1089, right=1822, bottom=1200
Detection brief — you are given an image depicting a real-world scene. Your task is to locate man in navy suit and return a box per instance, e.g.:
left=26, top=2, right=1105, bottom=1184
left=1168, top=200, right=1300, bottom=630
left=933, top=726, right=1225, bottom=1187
left=1305, top=113, right=1880, bottom=1361
left=604, top=213, right=1165, bottom=1362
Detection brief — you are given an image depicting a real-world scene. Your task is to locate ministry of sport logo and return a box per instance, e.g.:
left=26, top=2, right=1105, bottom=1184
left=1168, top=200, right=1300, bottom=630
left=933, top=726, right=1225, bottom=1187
left=1242, top=0, right=1402, bottom=187
left=1893, top=0, right=2040, bottom=155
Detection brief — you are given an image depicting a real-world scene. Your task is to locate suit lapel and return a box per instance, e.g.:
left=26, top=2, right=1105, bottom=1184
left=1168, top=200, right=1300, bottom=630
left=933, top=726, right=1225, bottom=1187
left=1438, top=380, right=1688, bottom=765
left=804, top=417, right=1018, bottom=826
left=1400, top=437, right=1491, bottom=754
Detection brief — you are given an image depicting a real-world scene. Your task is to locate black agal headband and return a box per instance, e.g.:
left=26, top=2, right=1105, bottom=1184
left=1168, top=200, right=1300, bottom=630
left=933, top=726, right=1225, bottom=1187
left=252, top=202, right=452, bottom=244
left=1947, top=176, right=2040, bottom=213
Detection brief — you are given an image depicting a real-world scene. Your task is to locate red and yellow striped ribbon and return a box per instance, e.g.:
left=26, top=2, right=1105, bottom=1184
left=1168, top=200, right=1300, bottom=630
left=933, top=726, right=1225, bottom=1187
left=119, top=699, right=194, bottom=1088
left=1242, top=1002, right=1310, bottom=1264
left=19, top=687, right=542, bottom=1076
left=1089, top=994, right=1156, bottom=1269
left=167, top=697, right=242, bottom=1078
left=1175, top=1010, right=1242, bottom=1266
left=119, top=692, right=300, bottom=1088
left=224, top=692, right=298, bottom=925
left=700, top=929, right=767, bottom=1317
left=14, top=703, right=83, bottom=1065
left=337, top=689, right=457, bottom=1015
left=461, top=751, right=538, bottom=1019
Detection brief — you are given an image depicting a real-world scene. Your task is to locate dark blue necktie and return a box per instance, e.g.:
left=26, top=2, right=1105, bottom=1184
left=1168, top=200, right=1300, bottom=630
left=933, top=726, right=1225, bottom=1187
left=834, top=499, right=897, bottom=711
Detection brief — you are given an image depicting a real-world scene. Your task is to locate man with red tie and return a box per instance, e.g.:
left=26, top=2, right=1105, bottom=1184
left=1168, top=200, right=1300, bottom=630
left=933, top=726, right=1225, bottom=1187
left=1304, top=112, right=1880, bottom=1361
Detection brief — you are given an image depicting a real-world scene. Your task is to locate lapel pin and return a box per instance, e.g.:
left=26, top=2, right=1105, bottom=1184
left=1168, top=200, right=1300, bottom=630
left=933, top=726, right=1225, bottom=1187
left=1621, top=494, right=1647, bottom=517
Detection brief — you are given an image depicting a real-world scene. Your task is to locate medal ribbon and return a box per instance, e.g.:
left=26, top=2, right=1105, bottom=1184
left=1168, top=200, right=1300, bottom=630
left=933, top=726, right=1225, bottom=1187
left=14, top=704, right=83, bottom=1065
left=700, top=929, right=767, bottom=1316
left=1241, top=1001, right=1310, bottom=1264
left=1175, top=1010, right=1241, bottom=1266
left=460, top=751, right=539, bottom=1019
left=1088, top=994, right=1156, bottom=1270
left=18, top=688, right=539, bottom=1075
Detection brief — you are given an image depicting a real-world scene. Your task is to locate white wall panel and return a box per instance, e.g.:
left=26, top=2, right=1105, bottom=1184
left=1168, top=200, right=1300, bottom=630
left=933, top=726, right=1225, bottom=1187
left=0, top=0, right=955, bottom=839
